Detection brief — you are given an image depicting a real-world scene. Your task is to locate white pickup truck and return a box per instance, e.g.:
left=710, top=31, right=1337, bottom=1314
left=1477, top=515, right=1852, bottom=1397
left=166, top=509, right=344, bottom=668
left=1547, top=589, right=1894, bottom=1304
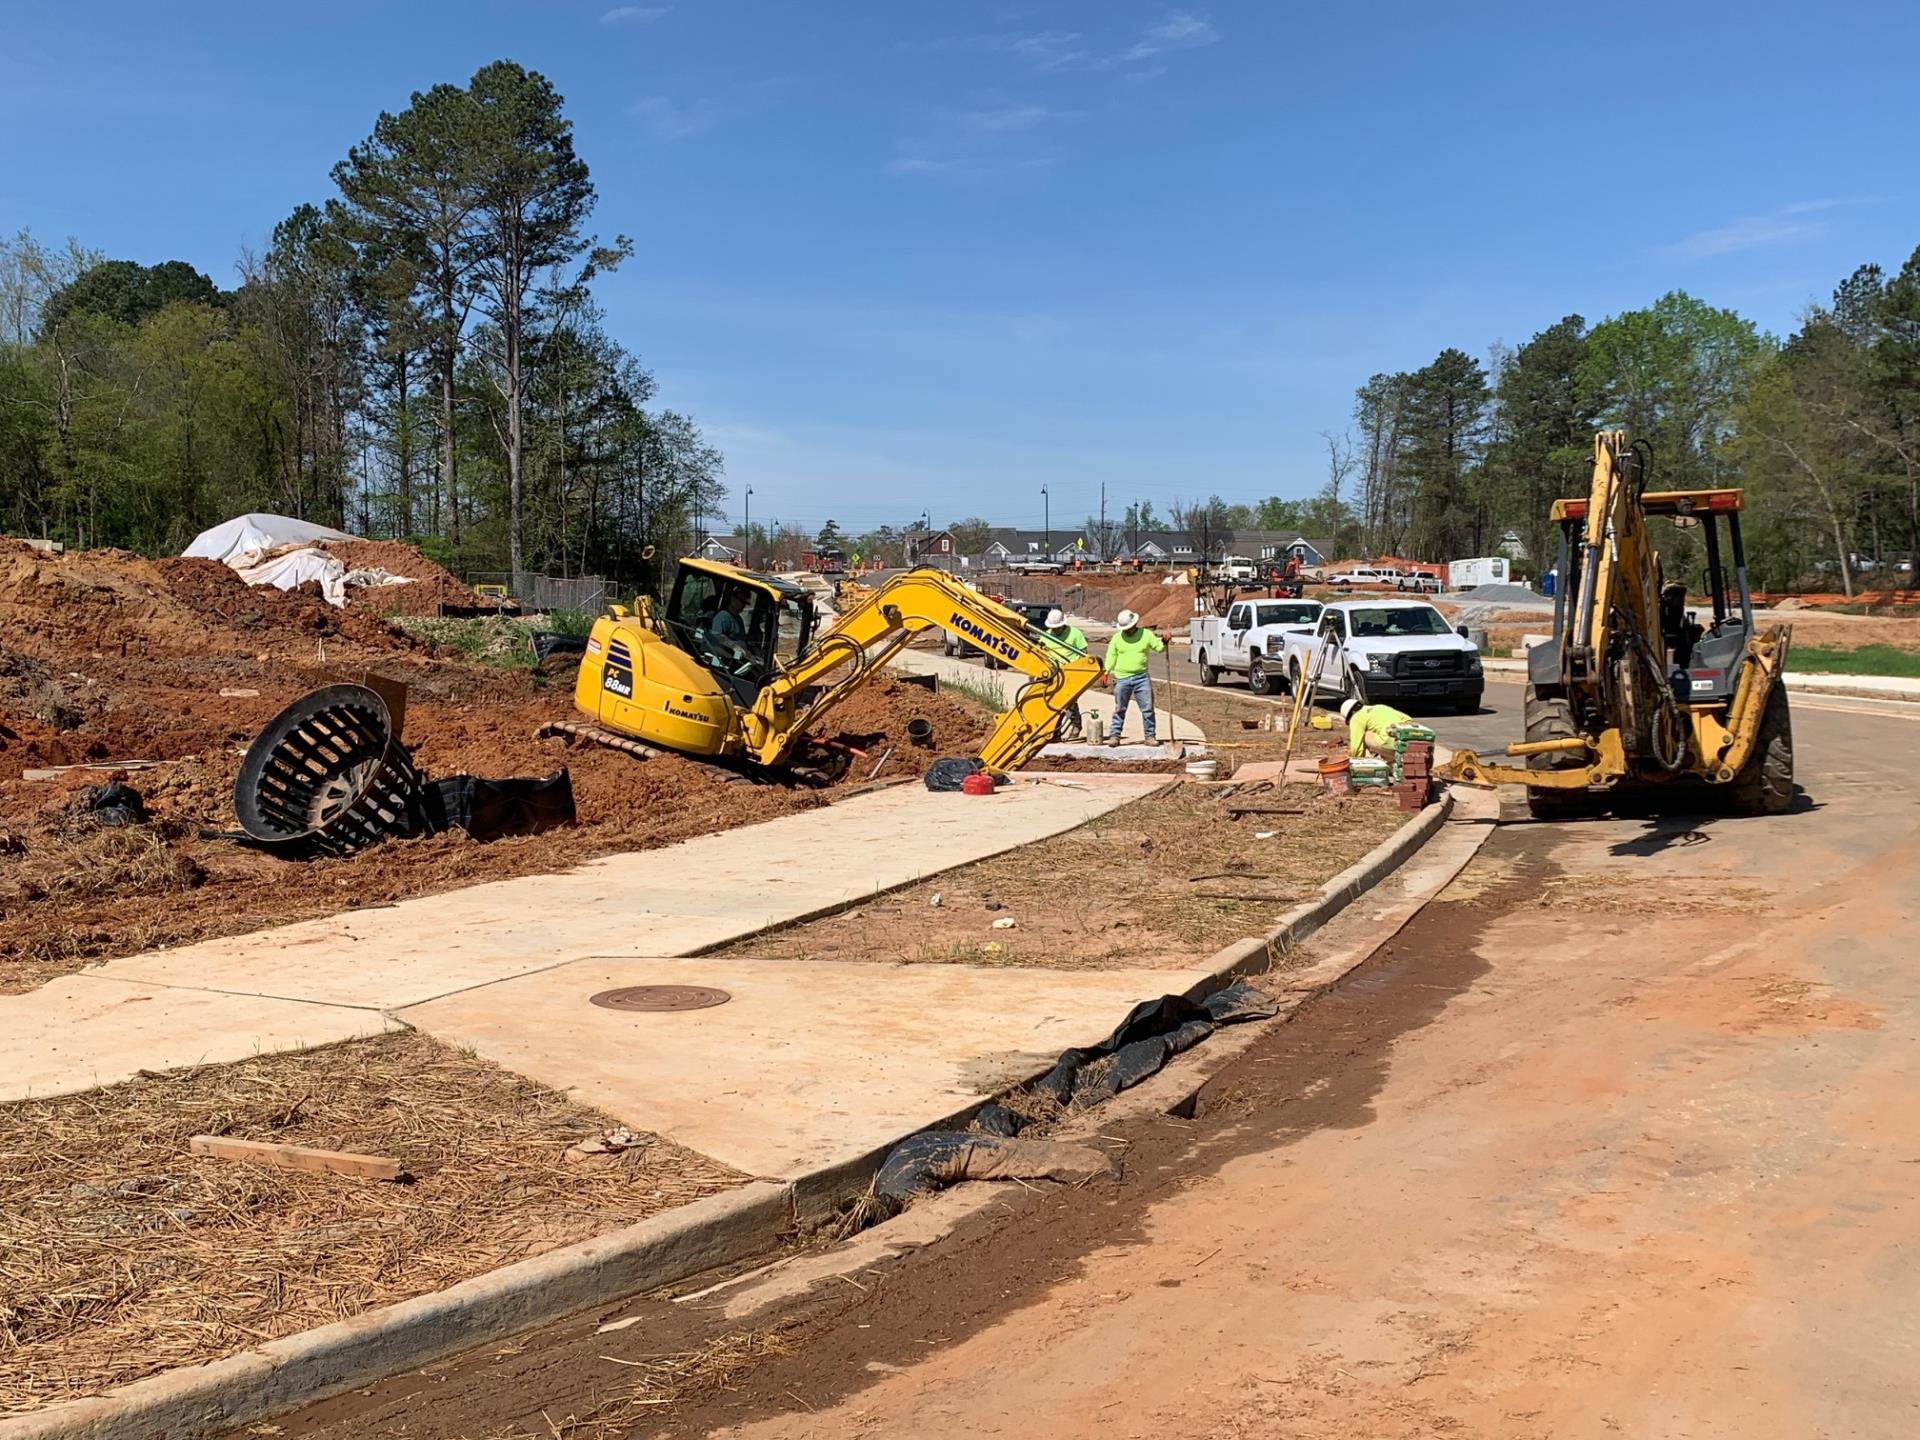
left=1279, top=598, right=1484, bottom=712
left=1189, top=597, right=1322, bottom=695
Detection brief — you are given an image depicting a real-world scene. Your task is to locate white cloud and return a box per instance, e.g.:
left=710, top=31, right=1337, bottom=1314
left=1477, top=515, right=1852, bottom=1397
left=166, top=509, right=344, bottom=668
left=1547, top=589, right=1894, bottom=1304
left=631, top=95, right=714, bottom=140
left=962, top=103, right=1050, bottom=134
left=1120, top=10, right=1219, bottom=63
left=1670, top=199, right=1856, bottom=259
left=601, top=5, right=668, bottom=23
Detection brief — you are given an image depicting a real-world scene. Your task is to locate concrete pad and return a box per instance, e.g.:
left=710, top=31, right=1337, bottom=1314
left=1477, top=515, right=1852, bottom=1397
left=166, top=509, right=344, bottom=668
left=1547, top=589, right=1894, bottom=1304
left=1, top=976, right=398, bottom=1104
left=891, top=650, right=1202, bottom=742
left=84, top=776, right=1166, bottom=1012
left=401, top=955, right=1212, bottom=1179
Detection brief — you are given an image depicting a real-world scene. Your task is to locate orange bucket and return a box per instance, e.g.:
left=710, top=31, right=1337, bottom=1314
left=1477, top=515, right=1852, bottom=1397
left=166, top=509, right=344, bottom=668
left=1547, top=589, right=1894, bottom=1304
left=1317, top=756, right=1352, bottom=796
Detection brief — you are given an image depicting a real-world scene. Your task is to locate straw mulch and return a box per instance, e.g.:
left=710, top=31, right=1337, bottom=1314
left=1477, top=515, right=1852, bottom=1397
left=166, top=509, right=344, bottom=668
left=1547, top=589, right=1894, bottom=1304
left=0, top=1031, right=744, bottom=1414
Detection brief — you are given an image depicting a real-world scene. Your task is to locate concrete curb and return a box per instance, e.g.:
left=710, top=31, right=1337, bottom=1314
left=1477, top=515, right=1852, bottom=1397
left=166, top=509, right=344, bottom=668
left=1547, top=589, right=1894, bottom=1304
left=4, top=788, right=1463, bottom=1440
left=1192, top=788, right=1457, bottom=984
left=0, top=1182, right=791, bottom=1440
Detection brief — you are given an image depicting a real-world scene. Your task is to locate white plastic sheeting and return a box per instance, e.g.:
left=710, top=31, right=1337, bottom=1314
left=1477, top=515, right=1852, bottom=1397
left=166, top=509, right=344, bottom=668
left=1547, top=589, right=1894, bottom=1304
left=182, top=513, right=413, bottom=608
left=182, top=513, right=353, bottom=570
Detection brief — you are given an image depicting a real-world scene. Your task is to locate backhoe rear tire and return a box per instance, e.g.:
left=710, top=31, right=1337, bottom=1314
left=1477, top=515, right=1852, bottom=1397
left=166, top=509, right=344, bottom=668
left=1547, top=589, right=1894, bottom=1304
left=1728, top=684, right=1794, bottom=816
left=1523, top=687, right=1605, bottom=822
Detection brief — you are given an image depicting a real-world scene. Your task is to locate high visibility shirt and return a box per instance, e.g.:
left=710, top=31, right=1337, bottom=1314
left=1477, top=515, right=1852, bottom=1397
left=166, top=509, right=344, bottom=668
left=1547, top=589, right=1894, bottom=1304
left=1349, top=703, right=1413, bottom=758
left=1041, top=624, right=1088, bottom=660
left=1103, top=626, right=1165, bottom=678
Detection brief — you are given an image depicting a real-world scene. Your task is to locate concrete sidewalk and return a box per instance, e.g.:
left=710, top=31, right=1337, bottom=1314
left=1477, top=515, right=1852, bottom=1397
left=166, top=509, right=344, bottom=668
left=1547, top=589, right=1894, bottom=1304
left=2, top=775, right=1168, bottom=1105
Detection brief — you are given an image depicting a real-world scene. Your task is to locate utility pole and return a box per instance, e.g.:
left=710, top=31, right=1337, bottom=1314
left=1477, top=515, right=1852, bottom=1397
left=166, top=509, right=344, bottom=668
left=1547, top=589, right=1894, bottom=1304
left=743, top=485, right=753, bottom=570
left=1099, top=481, right=1107, bottom=562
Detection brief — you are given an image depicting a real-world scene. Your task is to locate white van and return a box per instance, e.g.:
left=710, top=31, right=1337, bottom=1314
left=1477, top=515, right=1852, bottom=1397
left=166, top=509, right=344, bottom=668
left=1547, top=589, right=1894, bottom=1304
left=1326, top=565, right=1404, bottom=587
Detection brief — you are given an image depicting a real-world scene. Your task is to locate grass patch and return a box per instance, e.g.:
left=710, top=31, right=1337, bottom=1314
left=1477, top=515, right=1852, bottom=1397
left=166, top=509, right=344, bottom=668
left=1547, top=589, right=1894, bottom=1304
left=1789, top=643, right=1920, bottom=677
left=395, top=614, right=538, bottom=668
left=939, top=670, right=1007, bottom=714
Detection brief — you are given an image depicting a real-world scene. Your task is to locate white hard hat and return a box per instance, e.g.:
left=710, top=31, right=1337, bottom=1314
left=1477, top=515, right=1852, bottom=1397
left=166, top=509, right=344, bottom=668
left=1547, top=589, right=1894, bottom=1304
left=1045, top=608, right=1066, bottom=628
left=1116, top=609, right=1140, bottom=629
left=1340, top=696, right=1361, bottom=720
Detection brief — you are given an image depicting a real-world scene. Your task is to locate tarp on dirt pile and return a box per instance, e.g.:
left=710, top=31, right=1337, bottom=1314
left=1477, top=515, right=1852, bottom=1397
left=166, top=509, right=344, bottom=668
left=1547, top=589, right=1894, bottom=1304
left=183, top=513, right=414, bottom=608
left=183, top=513, right=353, bottom=569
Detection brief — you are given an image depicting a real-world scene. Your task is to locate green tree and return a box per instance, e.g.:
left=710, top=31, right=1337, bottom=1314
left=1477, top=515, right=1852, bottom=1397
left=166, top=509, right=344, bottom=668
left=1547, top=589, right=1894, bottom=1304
left=947, top=516, right=992, bottom=555
left=815, top=519, right=847, bottom=550
left=43, top=258, right=221, bottom=331
left=1401, top=348, right=1489, bottom=559
left=1580, top=291, right=1769, bottom=493
left=1483, top=315, right=1600, bottom=573
left=333, top=81, right=487, bottom=544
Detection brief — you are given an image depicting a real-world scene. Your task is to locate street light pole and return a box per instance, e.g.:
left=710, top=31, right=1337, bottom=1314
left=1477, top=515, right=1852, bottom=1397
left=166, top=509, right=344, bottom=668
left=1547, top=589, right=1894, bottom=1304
left=743, top=486, right=753, bottom=570
left=1042, top=484, right=1050, bottom=561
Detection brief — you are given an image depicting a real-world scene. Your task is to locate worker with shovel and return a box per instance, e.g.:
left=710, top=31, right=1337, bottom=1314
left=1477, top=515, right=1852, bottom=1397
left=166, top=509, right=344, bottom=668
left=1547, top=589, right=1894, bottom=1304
left=1039, top=608, right=1089, bottom=739
left=1341, top=695, right=1413, bottom=759
left=1101, top=609, right=1164, bottom=745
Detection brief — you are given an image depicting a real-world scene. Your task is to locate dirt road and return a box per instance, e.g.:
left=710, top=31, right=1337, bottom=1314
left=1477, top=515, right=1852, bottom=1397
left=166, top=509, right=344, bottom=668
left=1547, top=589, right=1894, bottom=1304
left=240, top=683, right=1920, bottom=1439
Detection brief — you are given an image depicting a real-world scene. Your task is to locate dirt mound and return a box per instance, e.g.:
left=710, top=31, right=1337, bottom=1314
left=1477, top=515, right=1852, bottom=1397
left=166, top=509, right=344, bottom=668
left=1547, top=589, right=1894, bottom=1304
left=0, top=542, right=415, bottom=662
left=1112, top=581, right=1199, bottom=631
left=819, top=676, right=994, bottom=768
left=319, top=539, right=482, bottom=615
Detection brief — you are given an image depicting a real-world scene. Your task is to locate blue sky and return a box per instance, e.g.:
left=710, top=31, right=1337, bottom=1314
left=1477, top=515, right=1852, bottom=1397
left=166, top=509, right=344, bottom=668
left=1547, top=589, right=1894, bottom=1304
left=5, top=2, right=1916, bottom=536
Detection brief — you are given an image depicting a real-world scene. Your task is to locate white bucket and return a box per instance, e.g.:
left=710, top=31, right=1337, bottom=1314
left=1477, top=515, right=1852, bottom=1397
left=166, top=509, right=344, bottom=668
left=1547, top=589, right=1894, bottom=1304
left=1185, top=759, right=1220, bottom=780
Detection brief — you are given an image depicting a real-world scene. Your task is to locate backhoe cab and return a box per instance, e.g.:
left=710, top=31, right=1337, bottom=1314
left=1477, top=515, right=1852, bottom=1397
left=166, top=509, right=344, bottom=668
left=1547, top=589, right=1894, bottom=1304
left=1441, top=431, right=1794, bottom=818
left=571, top=558, right=1100, bottom=776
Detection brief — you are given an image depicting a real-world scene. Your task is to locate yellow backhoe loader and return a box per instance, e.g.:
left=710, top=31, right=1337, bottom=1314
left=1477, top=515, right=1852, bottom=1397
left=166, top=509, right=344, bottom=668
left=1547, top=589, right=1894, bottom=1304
left=1441, top=430, right=1794, bottom=818
left=552, top=558, right=1099, bottom=776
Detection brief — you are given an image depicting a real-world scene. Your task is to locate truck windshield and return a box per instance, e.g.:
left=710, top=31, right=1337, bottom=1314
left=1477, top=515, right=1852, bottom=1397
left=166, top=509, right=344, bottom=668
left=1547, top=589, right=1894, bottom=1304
left=1347, top=606, right=1451, bottom=637
left=1255, top=603, right=1319, bottom=626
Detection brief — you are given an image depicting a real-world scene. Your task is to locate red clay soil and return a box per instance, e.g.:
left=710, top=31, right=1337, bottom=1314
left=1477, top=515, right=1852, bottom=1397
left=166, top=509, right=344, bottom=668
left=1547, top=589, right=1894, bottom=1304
left=0, top=545, right=1000, bottom=993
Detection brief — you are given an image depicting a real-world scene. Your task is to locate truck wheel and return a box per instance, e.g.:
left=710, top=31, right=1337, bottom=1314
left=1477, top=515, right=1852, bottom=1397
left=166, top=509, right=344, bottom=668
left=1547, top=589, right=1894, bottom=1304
left=1347, top=669, right=1370, bottom=706
left=1523, top=686, right=1604, bottom=821
left=1728, top=685, right=1794, bottom=815
left=1197, top=651, right=1218, bottom=687
left=1248, top=656, right=1272, bottom=695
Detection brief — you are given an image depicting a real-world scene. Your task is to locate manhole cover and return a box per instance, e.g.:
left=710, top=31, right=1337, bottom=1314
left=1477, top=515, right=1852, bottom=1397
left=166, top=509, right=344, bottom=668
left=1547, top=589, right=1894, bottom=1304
left=589, top=985, right=732, bottom=1013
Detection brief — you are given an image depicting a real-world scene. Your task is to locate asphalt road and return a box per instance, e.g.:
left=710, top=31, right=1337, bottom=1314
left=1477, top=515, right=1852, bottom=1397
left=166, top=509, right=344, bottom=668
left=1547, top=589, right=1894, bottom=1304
left=244, top=682, right=1920, bottom=1440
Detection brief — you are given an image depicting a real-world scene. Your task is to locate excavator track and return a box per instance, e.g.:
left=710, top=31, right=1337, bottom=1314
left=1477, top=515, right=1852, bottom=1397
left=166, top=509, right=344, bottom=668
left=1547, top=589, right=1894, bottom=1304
left=533, top=719, right=818, bottom=787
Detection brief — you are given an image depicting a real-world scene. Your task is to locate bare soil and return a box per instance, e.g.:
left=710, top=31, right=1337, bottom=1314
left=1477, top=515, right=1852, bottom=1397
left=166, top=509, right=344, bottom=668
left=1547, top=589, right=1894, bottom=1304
left=722, top=783, right=1403, bottom=971
left=0, top=542, right=995, bottom=993
left=0, top=1030, right=744, bottom=1415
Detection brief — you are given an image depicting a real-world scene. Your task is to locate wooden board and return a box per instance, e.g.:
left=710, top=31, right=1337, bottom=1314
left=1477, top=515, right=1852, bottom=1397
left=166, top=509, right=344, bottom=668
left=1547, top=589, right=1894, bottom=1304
left=189, top=1134, right=407, bottom=1181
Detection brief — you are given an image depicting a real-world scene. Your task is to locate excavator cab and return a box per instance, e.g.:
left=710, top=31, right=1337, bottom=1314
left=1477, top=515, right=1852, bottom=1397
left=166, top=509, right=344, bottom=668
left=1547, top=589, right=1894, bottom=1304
left=660, top=562, right=816, bottom=707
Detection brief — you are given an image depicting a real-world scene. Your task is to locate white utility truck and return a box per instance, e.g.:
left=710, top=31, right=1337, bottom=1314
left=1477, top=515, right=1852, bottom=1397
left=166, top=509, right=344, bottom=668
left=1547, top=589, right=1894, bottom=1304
left=1279, top=598, right=1484, bottom=712
left=1189, top=597, right=1323, bottom=694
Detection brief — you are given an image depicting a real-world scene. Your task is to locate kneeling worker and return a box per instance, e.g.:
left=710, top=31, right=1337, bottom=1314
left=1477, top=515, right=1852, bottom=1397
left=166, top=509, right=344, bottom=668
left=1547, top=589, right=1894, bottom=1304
left=1342, top=694, right=1412, bottom=760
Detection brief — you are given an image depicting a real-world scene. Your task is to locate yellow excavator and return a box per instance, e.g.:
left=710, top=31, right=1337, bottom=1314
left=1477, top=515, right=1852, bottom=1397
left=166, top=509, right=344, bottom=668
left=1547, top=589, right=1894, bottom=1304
left=1442, top=430, right=1794, bottom=818
left=551, top=558, right=1100, bottom=776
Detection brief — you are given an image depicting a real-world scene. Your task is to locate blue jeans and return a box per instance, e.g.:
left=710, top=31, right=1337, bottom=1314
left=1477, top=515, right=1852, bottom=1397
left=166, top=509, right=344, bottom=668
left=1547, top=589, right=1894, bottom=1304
left=1109, top=673, right=1156, bottom=742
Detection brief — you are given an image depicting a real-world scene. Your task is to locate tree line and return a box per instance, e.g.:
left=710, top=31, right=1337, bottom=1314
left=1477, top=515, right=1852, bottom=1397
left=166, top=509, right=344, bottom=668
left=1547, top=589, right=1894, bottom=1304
left=0, top=60, right=723, bottom=590
left=1315, top=258, right=1920, bottom=596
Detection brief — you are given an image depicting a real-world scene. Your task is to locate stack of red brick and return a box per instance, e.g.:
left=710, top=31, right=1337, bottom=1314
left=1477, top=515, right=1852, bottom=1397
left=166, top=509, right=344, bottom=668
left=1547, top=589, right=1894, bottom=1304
left=1397, top=740, right=1434, bottom=811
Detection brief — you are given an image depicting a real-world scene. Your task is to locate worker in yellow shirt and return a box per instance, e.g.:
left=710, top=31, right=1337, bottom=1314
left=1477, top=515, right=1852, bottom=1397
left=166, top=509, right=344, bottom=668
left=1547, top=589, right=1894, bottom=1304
left=1101, top=608, right=1165, bottom=744
left=1040, top=608, right=1089, bottom=739
left=1341, top=695, right=1412, bottom=759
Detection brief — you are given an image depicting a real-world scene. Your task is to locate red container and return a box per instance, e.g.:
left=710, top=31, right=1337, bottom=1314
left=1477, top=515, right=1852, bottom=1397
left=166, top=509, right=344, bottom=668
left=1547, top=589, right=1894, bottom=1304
left=961, top=772, right=997, bottom=796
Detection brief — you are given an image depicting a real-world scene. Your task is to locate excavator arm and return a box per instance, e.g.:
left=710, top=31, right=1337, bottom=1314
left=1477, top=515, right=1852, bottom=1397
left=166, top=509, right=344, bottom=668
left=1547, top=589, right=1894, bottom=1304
left=741, top=568, right=1101, bottom=771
